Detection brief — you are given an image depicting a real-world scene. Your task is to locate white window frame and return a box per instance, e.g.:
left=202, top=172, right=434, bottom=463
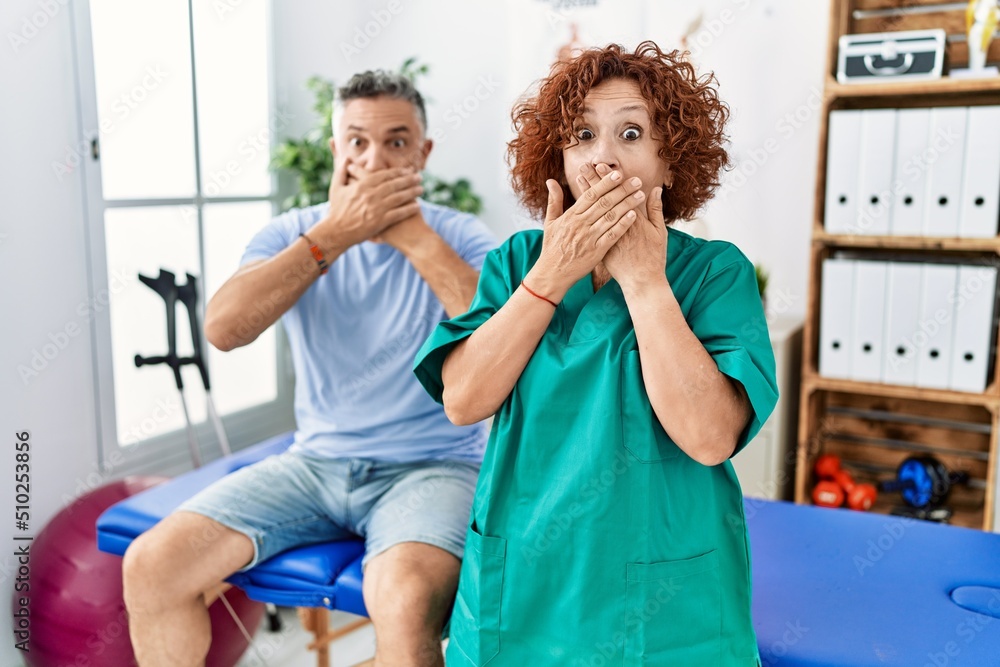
left=70, top=0, right=295, bottom=476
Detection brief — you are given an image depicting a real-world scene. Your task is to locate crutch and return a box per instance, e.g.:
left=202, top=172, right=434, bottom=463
left=134, top=269, right=203, bottom=467
left=177, top=273, right=231, bottom=456
left=135, top=269, right=283, bottom=641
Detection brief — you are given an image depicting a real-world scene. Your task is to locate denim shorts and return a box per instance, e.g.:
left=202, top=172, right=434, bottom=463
left=177, top=450, right=480, bottom=571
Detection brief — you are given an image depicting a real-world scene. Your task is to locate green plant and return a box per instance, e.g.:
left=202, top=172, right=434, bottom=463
left=422, top=175, right=482, bottom=214
left=270, top=76, right=335, bottom=211
left=270, top=60, right=483, bottom=215
left=755, top=264, right=770, bottom=299
left=398, top=56, right=430, bottom=86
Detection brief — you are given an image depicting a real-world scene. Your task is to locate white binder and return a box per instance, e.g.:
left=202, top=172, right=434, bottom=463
left=819, top=258, right=855, bottom=378
left=949, top=265, right=998, bottom=392
left=891, top=108, right=932, bottom=237
left=916, top=264, right=958, bottom=388
left=882, top=262, right=923, bottom=385
left=923, top=108, right=968, bottom=237
left=824, top=111, right=863, bottom=234
left=958, top=105, right=1000, bottom=238
left=855, top=110, right=897, bottom=235
left=850, top=260, right=888, bottom=381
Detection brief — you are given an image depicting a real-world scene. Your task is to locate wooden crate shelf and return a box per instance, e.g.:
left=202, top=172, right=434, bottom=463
left=826, top=75, right=1000, bottom=101
left=796, top=384, right=998, bottom=530
left=837, top=0, right=1000, bottom=78
left=811, top=229, right=1000, bottom=253
left=802, top=373, right=1000, bottom=408
left=797, top=2, right=1000, bottom=531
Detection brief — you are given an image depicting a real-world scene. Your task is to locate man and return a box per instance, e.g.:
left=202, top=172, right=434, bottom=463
left=122, top=70, right=497, bottom=667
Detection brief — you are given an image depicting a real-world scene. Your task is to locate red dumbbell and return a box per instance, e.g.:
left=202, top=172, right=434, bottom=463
left=812, top=479, right=845, bottom=507
left=811, top=454, right=878, bottom=511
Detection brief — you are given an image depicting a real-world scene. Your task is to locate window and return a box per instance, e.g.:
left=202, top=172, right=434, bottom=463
left=74, top=0, right=293, bottom=470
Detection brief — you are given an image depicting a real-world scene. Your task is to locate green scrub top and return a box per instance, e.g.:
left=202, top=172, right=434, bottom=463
left=414, top=227, right=778, bottom=666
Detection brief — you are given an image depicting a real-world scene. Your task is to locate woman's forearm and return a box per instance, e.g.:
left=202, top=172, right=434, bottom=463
left=441, top=268, right=564, bottom=425
left=623, top=275, right=751, bottom=466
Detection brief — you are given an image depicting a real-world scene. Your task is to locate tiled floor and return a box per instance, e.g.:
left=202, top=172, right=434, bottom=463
left=235, top=607, right=376, bottom=667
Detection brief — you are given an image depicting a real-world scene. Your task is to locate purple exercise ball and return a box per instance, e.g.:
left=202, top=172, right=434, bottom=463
left=13, top=476, right=265, bottom=667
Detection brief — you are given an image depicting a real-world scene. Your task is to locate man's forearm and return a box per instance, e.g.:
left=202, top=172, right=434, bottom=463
left=397, top=228, right=480, bottom=318
left=204, top=236, right=345, bottom=351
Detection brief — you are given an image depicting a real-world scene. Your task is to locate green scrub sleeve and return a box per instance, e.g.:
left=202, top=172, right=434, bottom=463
left=688, top=249, right=779, bottom=457
left=414, top=243, right=514, bottom=404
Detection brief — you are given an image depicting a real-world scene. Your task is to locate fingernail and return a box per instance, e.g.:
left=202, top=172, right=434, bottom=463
left=630, top=177, right=641, bottom=187
left=611, top=171, right=622, bottom=181
left=634, top=191, right=645, bottom=200
left=580, top=164, right=589, bottom=173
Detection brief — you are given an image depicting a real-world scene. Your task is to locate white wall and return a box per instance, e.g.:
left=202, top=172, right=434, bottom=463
left=689, top=0, right=829, bottom=322
left=271, top=0, right=829, bottom=322
left=0, top=1, right=103, bottom=663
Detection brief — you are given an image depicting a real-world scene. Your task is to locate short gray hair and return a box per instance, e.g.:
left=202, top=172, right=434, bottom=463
left=333, top=70, right=427, bottom=133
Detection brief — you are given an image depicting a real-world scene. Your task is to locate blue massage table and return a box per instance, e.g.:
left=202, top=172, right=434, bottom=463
left=97, top=432, right=1000, bottom=665
left=748, top=499, right=1000, bottom=665
left=96, top=433, right=368, bottom=667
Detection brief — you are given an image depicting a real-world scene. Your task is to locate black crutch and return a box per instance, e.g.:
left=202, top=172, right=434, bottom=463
left=135, top=268, right=282, bottom=634
left=134, top=269, right=204, bottom=467
left=177, top=273, right=231, bottom=456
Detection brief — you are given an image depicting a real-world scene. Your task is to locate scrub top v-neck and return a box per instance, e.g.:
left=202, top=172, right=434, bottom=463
left=415, top=227, right=778, bottom=666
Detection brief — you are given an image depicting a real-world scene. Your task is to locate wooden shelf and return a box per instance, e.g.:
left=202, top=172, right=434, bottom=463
left=812, top=229, right=1000, bottom=253
left=797, top=0, right=1000, bottom=532
left=802, top=373, right=1000, bottom=408
left=866, top=496, right=985, bottom=531
left=827, top=75, right=1000, bottom=100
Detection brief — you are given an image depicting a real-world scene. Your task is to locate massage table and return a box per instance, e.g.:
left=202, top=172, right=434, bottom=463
left=748, top=498, right=1000, bottom=665
left=97, top=432, right=1000, bottom=666
left=96, top=432, right=369, bottom=666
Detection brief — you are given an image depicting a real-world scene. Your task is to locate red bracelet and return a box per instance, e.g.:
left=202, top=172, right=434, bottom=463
left=300, top=233, right=329, bottom=275
left=521, top=281, right=557, bottom=308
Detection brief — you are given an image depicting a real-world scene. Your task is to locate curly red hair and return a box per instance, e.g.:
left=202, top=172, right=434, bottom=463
left=508, top=41, right=731, bottom=224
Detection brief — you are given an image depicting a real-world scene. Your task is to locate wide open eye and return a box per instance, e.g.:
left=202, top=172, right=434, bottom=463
left=622, top=127, right=641, bottom=141
left=576, top=128, right=594, bottom=141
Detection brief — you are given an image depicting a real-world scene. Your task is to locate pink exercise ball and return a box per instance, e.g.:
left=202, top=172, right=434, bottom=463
left=13, top=476, right=266, bottom=666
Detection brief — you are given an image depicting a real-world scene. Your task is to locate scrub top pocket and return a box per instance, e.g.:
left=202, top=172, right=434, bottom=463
left=623, top=549, right=722, bottom=665
left=450, top=521, right=507, bottom=666
left=620, top=350, right=681, bottom=463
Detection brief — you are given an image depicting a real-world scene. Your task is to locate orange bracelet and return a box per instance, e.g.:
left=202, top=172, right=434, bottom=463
left=521, top=281, right=557, bottom=308
left=300, top=233, right=329, bottom=275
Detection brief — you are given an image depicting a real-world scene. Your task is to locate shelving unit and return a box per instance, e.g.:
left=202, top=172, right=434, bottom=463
left=827, top=76, right=1000, bottom=99
left=796, top=0, right=1000, bottom=531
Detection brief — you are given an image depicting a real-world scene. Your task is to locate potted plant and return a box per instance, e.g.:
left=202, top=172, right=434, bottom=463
left=755, top=263, right=770, bottom=311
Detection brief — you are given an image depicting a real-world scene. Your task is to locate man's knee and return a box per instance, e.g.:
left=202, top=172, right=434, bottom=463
left=375, top=570, right=444, bottom=621
left=366, top=544, right=459, bottom=630
left=122, top=512, right=252, bottom=612
left=123, top=529, right=184, bottom=612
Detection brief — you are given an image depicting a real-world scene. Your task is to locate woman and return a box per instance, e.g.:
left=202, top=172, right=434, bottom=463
left=414, top=41, right=778, bottom=665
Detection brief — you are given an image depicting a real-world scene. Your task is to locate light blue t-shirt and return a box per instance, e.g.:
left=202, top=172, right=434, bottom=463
left=241, top=199, right=498, bottom=463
